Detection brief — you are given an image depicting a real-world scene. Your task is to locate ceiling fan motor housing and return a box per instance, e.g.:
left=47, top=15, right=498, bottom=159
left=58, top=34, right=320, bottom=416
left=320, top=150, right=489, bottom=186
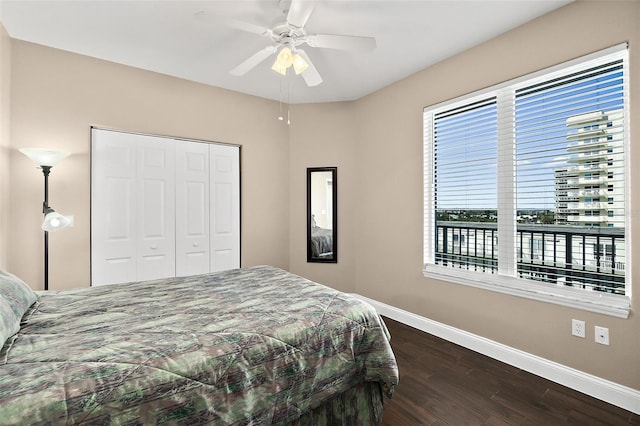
left=271, top=23, right=307, bottom=47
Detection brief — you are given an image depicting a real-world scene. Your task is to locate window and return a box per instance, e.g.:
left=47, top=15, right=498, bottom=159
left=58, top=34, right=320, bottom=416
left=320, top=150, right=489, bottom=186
left=423, top=44, right=630, bottom=318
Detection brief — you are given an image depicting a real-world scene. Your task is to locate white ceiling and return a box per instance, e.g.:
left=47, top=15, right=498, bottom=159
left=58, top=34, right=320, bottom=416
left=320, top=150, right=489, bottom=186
left=0, top=0, right=572, bottom=104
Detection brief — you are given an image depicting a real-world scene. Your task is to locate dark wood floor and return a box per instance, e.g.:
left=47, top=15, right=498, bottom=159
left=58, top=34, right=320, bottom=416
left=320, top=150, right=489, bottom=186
left=379, top=317, right=639, bottom=425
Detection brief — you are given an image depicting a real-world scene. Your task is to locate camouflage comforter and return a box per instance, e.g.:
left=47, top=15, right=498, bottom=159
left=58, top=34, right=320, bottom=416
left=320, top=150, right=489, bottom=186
left=0, top=266, right=398, bottom=425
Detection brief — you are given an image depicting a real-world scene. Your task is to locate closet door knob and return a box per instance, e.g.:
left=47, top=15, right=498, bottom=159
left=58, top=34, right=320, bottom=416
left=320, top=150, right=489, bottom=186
left=193, top=242, right=199, bottom=247
left=150, top=245, right=158, bottom=250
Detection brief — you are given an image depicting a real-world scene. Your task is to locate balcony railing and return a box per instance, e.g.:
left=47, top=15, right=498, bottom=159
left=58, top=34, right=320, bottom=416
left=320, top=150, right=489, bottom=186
left=580, top=189, right=603, bottom=197
left=579, top=163, right=608, bottom=172
left=435, top=222, right=625, bottom=295
left=567, top=202, right=606, bottom=210
left=567, top=138, right=607, bottom=149
left=578, top=176, right=608, bottom=185
left=567, top=151, right=607, bottom=161
left=567, top=215, right=609, bottom=223
left=556, top=183, right=579, bottom=190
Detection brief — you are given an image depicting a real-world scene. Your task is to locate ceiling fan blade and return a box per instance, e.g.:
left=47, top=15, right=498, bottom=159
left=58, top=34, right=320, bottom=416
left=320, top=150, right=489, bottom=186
left=307, top=34, right=376, bottom=52
left=287, top=0, right=317, bottom=28
left=199, top=13, right=272, bottom=37
left=223, top=17, right=272, bottom=36
left=230, top=46, right=278, bottom=76
left=296, top=49, right=322, bottom=87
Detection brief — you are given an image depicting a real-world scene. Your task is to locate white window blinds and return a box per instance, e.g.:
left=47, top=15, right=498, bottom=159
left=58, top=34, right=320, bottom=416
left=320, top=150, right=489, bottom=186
left=424, top=44, right=629, bottom=315
left=513, top=52, right=627, bottom=293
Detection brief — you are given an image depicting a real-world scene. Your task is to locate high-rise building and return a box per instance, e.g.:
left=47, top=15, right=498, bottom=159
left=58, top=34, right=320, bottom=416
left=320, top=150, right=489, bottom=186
left=556, top=110, right=624, bottom=228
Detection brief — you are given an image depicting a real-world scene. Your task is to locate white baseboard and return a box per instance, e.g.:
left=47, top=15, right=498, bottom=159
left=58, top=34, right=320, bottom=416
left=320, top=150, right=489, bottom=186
left=351, top=294, right=640, bottom=415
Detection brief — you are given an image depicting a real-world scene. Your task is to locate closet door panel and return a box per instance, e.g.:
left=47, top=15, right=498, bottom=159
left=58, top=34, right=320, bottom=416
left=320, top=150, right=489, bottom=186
left=176, top=141, right=210, bottom=276
left=210, top=144, right=240, bottom=271
left=91, top=130, right=138, bottom=286
left=137, top=137, right=176, bottom=281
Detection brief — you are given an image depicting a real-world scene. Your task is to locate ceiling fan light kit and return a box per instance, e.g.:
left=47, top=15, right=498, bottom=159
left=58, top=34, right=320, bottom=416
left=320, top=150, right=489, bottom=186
left=271, top=46, right=308, bottom=76
left=226, top=0, right=375, bottom=87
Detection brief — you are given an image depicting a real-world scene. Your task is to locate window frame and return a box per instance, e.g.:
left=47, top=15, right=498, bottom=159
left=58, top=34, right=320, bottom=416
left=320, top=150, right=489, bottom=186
left=423, top=44, right=631, bottom=318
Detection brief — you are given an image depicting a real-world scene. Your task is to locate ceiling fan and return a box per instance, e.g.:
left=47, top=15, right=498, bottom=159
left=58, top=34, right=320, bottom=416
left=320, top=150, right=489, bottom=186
left=226, top=0, right=376, bottom=87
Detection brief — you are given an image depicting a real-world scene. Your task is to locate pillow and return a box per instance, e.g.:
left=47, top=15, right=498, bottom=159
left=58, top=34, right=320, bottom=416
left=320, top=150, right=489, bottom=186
left=0, top=270, right=38, bottom=320
left=0, top=297, right=19, bottom=348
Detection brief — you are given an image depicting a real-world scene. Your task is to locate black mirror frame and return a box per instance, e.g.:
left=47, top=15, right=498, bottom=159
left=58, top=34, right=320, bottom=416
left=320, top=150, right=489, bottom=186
left=307, top=167, right=337, bottom=263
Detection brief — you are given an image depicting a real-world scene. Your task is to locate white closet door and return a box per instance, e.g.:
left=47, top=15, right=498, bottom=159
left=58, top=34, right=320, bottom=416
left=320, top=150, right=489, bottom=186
left=92, top=130, right=176, bottom=285
left=92, top=129, right=240, bottom=285
left=136, top=136, right=176, bottom=281
left=91, top=130, right=138, bottom=286
left=175, top=141, right=210, bottom=276
left=210, top=144, right=240, bottom=271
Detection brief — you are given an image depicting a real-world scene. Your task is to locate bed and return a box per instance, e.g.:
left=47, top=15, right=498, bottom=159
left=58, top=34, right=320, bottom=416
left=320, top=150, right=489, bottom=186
left=310, top=225, right=334, bottom=258
left=0, top=265, right=398, bottom=425
left=309, top=214, right=334, bottom=260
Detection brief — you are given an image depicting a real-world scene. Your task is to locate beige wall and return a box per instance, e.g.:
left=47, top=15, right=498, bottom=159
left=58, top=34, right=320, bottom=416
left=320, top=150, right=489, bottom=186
left=0, top=24, right=10, bottom=268
left=288, top=102, right=357, bottom=293
left=8, top=41, right=290, bottom=290
left=348, top=1, right=639, bottom=390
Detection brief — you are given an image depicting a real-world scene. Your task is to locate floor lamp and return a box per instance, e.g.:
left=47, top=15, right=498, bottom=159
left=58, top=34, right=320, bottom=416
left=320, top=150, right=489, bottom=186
left=20, top=148, right=74, bottom=291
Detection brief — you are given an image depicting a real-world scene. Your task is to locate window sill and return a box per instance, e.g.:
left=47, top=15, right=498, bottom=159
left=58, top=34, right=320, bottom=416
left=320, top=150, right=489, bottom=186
left=423, top=264, right=630, bottom=319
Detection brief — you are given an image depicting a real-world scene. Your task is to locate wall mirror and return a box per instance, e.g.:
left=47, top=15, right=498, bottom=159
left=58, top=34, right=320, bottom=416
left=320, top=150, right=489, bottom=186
left=307, top=167, right=337, bottom=263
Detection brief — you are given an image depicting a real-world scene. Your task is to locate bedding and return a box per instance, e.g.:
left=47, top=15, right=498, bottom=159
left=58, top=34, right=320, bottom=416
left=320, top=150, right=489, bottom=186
left=310, top=226, right=334, bottom=258
left=0, top=265, right=398, bottom=425
left=0, top=269, right=37, bottom=347
left=0, top=297, right=19, bottom=348
left=0, top=269, right=37, bottom=320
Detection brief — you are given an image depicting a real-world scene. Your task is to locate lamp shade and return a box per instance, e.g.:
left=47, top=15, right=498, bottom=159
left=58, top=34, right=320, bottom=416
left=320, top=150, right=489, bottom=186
left=292, top=53, right=309, bottom=74
left=42, top=208, right=74, bottom=231
left=276, top=47, right=293, bottom=68
left=271, top=61, right=288, bottom=75
left=20, top=148, right=71, bottom=167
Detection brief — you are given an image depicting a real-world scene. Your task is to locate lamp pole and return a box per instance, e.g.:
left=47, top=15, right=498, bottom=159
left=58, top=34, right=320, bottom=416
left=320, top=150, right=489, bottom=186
left=19, top=147, right=72, bottom=292
left=41, top=165, right=52, bottom=291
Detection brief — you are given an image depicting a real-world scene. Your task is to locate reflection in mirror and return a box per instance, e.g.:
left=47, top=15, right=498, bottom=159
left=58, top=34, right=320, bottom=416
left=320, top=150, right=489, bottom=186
left=307, top=167, right=337, bottom=263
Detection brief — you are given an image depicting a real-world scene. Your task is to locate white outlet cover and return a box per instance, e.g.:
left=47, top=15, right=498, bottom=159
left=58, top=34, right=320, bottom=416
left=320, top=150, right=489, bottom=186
left=595, top=326, right=610, bottom=345
left=572, top=319, right=586, bottom=338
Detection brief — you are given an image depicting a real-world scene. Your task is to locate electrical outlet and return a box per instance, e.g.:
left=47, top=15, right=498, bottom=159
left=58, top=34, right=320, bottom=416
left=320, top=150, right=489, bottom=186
left=572, top=319, right=585, bottom=338
left=595, top=326, right=610, bottom=345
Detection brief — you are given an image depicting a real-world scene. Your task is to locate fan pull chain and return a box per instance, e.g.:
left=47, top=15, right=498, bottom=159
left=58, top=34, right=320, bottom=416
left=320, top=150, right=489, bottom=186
left=287, top=79, right=291, bottom=125
left=278, top=78, right=284, bottom=121
left=276, top=76, right=292, bottom=125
